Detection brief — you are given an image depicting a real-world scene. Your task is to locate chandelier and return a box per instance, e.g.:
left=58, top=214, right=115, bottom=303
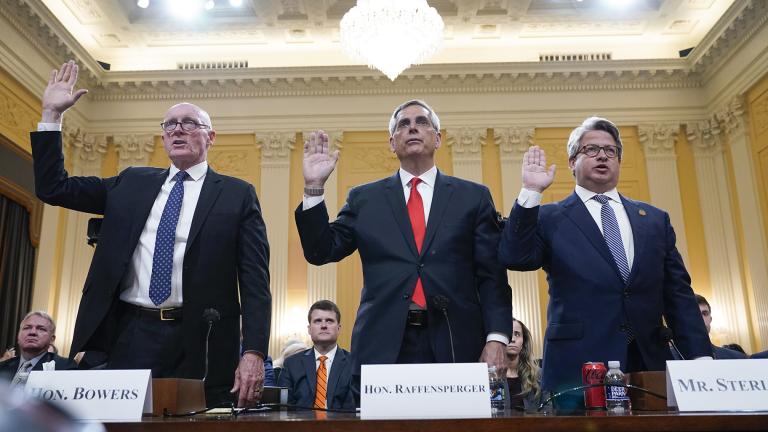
left=340, top=0, right=444, bottom=81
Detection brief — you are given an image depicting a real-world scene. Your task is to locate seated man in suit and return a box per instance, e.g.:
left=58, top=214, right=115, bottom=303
left=695, top=294, right=747, bottom=360
left=0, top=311, right=77, bottom=385
left=278, top=300, right=355, bottom=410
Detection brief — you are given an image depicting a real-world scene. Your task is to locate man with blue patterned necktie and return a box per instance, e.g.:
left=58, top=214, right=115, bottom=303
left=30, top=61, right=271, bottom=408
left=498, top=116, right=712, bottom=409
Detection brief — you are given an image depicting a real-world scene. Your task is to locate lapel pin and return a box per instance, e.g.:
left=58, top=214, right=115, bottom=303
left=639, top=209, right=646, bottom=216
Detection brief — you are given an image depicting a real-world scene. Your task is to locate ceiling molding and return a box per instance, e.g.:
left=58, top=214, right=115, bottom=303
left=0, top=0, right=761, bottom=102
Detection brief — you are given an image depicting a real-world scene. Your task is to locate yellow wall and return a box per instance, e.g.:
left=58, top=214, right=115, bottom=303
left=746, top=72, right=768, bottom=350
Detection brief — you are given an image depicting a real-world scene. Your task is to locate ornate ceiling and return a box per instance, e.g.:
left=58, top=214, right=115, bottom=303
left=38, top=0, right=734, bottom=71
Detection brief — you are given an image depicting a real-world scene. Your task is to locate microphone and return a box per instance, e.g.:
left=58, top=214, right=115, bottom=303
left=657, top=326, right=685, bottom=360
left=202, top=308, right=220, bottom=381
left=430, top=295, right=456, bottom=363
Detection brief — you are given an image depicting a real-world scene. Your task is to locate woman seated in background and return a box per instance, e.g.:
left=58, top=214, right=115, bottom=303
left=506, top=318, right=543, bottom=410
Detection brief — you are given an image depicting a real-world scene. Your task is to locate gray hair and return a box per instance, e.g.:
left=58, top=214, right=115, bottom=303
left=20, top=311, right=56, bottom=334
left=566, top=116, right=622, bottom=160
left=388, top=99, right=441, bottom=135
left=166, top=102, right=214, bottom=129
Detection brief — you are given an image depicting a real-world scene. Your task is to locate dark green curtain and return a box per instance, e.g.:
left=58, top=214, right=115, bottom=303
left=0, top=195, right=36, bottom=352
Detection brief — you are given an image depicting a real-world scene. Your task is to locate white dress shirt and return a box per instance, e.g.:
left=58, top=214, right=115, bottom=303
left=119, top=161, right=208, bottom=308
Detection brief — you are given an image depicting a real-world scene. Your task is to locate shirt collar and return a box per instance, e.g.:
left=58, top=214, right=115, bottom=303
left=19, top=351, right=47, bottom=368
left=399, top=166, right=437, bottom=189
left=169, top=160, right=208, bottom=183
left=575, top=184, right=621, bottom=204
left=314, top=345, right=338, bottom=362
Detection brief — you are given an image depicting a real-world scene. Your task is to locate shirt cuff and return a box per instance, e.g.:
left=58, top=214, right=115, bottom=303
left=242, top=350, right=265, bottom=359
left=302, top=195, right=324, bottom=210
left=517, top=188, right=542, bottom=208
left=486, top=332, right=509, bottom=345
left=37, top=123, right=62, bottom=132
left=693, top=356, right=713, bottom=360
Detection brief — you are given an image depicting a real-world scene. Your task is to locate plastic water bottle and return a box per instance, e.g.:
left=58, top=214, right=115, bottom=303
left=604, top=360, right=631, bottom=413
left=488, top=366, right=506, bottom=414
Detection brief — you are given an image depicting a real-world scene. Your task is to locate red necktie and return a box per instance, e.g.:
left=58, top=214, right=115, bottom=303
left=407, top=178, right=427, bottom=308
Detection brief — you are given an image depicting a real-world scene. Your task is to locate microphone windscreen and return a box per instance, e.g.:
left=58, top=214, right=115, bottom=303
left=430, top=295, right=450, bottom=310
left=203, top=308, right=221, bottom=323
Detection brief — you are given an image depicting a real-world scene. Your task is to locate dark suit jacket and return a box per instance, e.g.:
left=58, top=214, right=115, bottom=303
left=277, top=347, right=355, bottom=410
left=296, top=171, right=512, bottom=371
left=498, top=192, right=711, bottom=392
left=0, top=352, right=78, bottom=381
left=31, top=131, right=271, bottom=396
left=713, top=345, right=748, bottom=359
left=751, top=350, right=768, bottom=359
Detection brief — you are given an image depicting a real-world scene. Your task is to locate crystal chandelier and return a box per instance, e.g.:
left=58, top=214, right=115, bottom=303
left=340, top=0, right=444, bottom=81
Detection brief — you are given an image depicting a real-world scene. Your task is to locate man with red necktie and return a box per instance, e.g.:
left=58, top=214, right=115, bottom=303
left=295, top=100, right=512, bottom=381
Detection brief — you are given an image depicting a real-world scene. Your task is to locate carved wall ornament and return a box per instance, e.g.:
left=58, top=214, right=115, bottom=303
left=686, top=119, right=723, bottom=153
left=208, top=150, right=252, bottom=175
left=258, top=131, right=296, bottom=161
left=114, top=134, right=156, bottom=168
left=350, top=146, right=399, bottom=173
left=446, top=127, right=486, bottom=155
left=638, top=123, right=679, bottom=157
left=716, top=95, right=748, bottom=138
left=493, top=126, right=535, bottom=157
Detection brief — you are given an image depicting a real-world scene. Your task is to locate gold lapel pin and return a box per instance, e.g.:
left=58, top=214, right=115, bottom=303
left=639, top=209, right=646, bottom=216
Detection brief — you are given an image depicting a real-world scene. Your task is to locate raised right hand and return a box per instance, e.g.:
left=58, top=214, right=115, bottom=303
left=303, top=130, right=339, bottom=188
left=41, top=60, right=88, bottom=123
left=522, top=146, right=556, bottom=193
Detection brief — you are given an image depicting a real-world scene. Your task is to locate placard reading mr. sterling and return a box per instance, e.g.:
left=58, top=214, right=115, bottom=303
left=666, top=359, right=768, bottom=411
left=25, top=370, right=152, bottom=421
left=361, top=363, right=491, bottom=419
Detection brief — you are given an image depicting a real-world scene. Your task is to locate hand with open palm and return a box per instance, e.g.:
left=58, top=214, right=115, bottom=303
left=522, top=146, right=556, bottom=193
left=41, top=60, right=88, bottom=123
left=303, top=130, right=340, bottom=189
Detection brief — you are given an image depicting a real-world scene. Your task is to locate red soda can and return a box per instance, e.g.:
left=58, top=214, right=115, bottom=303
left=582, top=362, right=607, bottom=409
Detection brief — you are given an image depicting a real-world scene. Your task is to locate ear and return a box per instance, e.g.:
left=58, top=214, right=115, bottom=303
left=206, top=130, right=216, bottom=149
left=434, top=131, right=442, bottom=150
left=389, top=136, right=395, bottom=153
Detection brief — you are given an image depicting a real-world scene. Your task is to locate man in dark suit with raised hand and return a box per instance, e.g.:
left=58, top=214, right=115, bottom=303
left=295, top=100, right=512, bottom=374
left=278, top=300, right=355, bottom=410
left=30, top=61, right=271, bottom=407
left=498, top=116, right=711, bottom=407
left=0, top=311, right=77, bottom=385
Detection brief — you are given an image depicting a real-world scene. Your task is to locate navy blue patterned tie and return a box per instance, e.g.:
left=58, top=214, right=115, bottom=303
left=149, top=171, right=188, bottom=306
left=593, top=194, right=630, bottom=284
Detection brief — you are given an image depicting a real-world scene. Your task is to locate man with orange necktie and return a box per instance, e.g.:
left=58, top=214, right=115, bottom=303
left=295, top=100, right=512, bottom=377
left=278, top=300, right=355, bottom=410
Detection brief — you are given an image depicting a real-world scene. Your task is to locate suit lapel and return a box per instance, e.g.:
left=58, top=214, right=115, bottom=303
left=384, top=172, right=419, bottom=257
left=621, top=195, right=646, bottom=285
left=326, top=349, right=346, bottom=405
left=185, top=167, right=223, bottom=253
left=303, top=349, right=317, bottom=399
left=422, top=171, right=453, bottom=256
left=561, top=193, right=623, bottom=280
left=31, top=353, right=54, bottom=371
left=127, top=169, right=168, bottom=255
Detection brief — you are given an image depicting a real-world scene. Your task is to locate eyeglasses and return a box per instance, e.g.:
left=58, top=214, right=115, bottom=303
left=578, top=144, right=621, bottom=159
left=160, top=120, right=210, bottom=133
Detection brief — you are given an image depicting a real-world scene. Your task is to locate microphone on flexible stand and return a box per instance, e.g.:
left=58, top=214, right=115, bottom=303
left=430, top=295, right=455, bottom=363
left=202, top=308, right=221, bottom=382
left=657, top=326, right=685, bottom=360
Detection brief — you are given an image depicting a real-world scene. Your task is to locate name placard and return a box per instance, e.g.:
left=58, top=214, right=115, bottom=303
left=666, top=359, right=768, bottom=411
left=25, top=370, right=152, bottom=421
left=360, top=363, right=491, bottom=419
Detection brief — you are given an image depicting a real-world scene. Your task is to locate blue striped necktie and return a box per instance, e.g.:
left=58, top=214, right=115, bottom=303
left=148, top=170, right=188, bottom=306
left=593, top=194, right=630, bottom=284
